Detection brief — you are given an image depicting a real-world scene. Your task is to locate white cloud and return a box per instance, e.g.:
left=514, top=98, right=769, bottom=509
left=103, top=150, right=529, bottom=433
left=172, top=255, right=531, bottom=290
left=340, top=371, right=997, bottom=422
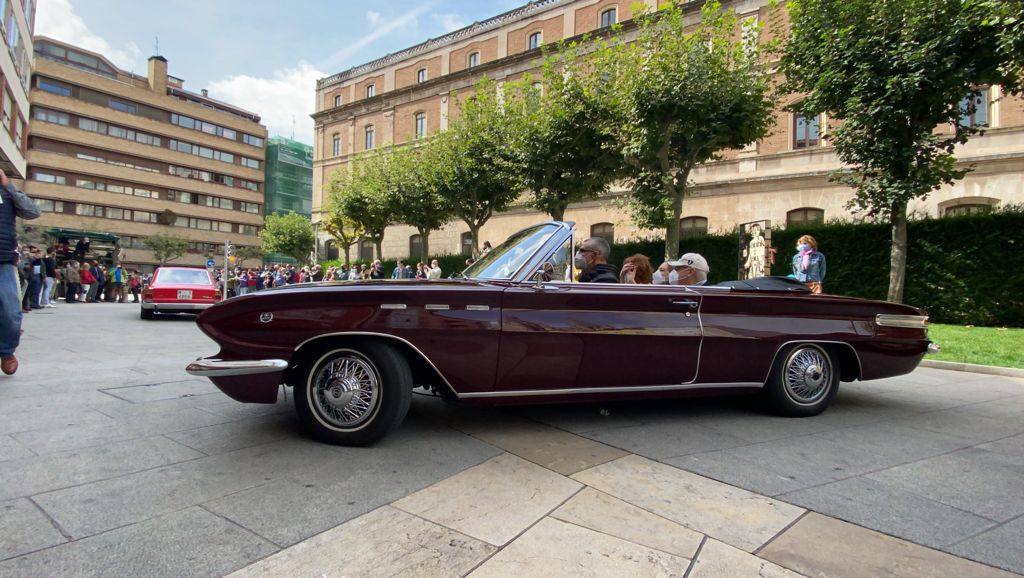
left=36, top=0, right=142, bottom=71
left=433, top=13, right=468, bottom=32
left=207, top=62, right=324, bottom=145
left=317, top=5, right=430, bottom=72
left=366, top=11, right=382, bottom=27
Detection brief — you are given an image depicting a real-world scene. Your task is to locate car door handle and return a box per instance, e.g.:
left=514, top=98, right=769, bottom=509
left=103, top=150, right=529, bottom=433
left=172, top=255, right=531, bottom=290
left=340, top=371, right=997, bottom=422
left=671, top=299, right=699, bottom=309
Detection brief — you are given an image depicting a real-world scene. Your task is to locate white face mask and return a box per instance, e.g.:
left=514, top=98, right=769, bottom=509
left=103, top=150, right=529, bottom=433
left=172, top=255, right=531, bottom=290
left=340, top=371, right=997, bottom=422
left=669, top=270, right=680, bottom=285
left=652, top=271, right=667, bottom=284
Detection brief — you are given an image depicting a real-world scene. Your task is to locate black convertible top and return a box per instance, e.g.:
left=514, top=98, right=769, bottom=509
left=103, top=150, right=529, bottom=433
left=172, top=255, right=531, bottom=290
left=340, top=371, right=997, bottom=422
left=716, top=276, right=811, bottom=292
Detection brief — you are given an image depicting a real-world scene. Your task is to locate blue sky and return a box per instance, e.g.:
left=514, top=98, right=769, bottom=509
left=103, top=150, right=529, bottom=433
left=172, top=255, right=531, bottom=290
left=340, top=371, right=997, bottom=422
left=37, top=0, right=524, bottom=144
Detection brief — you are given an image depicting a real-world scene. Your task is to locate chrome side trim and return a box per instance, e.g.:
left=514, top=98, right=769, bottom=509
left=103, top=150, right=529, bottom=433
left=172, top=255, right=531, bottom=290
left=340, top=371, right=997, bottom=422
left=466, top=305, right=491, bottom=311
left=292, top=331, right=459, bottom=398
left=380, top=304, right=407, bottom=310
left=424, top=304, right=450, bottom=310
left=458, top=382, right=762, bottom=399
left=762, top=340, right=864, bottom=383
left=875, top=314, right=929, bottom=328
left=186, top=358, right=288, bottom=377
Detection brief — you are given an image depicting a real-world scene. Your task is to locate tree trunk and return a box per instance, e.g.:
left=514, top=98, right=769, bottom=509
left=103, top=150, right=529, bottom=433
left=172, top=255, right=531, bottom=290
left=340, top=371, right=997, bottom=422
left=374, top=239, right=383, bottom=262
left=419, top=228, right=430, bottom=263
left=469, top=225, right=480, bottom=257
left=550, top=204, right=566, bottom=222
left=887, top=200, right=908, bottom=303
left=342, top=242, right=351, bottom=269
left=663, top=169, right=688, bottom=262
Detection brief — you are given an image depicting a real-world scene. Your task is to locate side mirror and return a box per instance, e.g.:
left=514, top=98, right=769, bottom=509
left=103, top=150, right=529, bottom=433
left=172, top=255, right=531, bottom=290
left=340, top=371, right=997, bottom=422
left=533, top=269, right=546, bottom=289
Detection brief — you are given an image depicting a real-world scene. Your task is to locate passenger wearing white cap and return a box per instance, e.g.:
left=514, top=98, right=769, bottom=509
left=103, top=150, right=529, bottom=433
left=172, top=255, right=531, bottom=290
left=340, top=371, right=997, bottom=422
left=667, top=253, right=710, bottom=286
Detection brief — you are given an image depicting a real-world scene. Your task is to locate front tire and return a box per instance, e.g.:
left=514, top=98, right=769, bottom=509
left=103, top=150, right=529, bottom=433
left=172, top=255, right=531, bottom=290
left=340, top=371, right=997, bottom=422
left=764, top=344, right=838, bottom=417
left=140, top=307, right=155, bottom=320
left=294, top=342, right=412, bottom=446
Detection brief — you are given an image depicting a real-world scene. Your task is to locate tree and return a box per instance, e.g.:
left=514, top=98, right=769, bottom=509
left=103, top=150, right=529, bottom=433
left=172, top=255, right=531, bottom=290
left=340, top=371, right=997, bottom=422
left=506, top=45, right=622, bottom=221
left=234, top=246, right=265, bottom=268
left=435, top=78, right=524, bottom=255
left=783, top=0, right=1024, bottom=302
left=596, top=1, right=776, bottom=260
left=327, top=151, right=399, bottom=260
left=143, top=234, right=189, bottom=265
left=320, top=197, right=364, bottom=268
left=260, top=212, right=315, bottom=265
left=389, top=145, right=453, bottom=262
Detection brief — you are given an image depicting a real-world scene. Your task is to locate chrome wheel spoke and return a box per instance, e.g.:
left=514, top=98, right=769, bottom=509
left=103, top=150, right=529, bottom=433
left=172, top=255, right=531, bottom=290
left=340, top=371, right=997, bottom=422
left=783, top=347, right=830, bottom=404
left=311, top=352, right=381, bottom=429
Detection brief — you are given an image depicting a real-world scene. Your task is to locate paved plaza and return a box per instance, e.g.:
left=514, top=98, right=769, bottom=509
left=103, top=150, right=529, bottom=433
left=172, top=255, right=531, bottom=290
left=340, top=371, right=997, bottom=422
left=2, top=303, right=1023, bottom=576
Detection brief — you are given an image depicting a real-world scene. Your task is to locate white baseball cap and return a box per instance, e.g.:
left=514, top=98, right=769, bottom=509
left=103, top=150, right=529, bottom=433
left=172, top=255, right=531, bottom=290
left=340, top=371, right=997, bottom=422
left=667, top=253, right=709, bottom=273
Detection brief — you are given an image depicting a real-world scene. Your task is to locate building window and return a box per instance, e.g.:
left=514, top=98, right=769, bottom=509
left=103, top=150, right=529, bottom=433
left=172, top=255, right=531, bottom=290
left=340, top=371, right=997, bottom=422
left=600, top=7, right=617, bottom=28
left=109, top=98, right=137, bottom=114
left=414, top=113, right=426, bottom=139
left=364, top=125, right=375, bottom=150
left=417, top=68, right=427, bottom=83
left=959, top=88, right=990, bottom=128
left=944, top=204, right=993, bottom=217
left=409, top=234, right=423, bottom=259
left=366, top=84, right=376, bottom=98
left=1, top=89, right=11, bottom=129
left=590, top=222, right=615, bottom=244
left=332, top=134, right=341, bottom=156
left=359, top=239, right=375, bottom=261
left=680, top=216, right=709, bottom=239
left=461, top=232, right=474, bottom=257
left=37, top=199, right=64, bottom=212
left=528, top=32, right=542, bottom=50
left=34, top=108, right=69, bottom=126
left=333, top=95, right=341, bottom=107
left=787, top=207, right=825, bottom=227
left=241, top=157, right=260, bottom=169
left=243, top=134, right=263, bottom=147
left=37, top=78, right=71, bottom=96
left=324, top=240, right=339, bottom=261
left=468, top=52, right=480, bottom=69
left=32, top=172, right=66, bottom=184
left=794, top=113, right=821, bottom=149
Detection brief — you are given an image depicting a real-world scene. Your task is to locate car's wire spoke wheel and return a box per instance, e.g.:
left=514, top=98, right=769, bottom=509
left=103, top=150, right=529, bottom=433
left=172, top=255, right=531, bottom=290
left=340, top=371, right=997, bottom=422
left=310, top=350, right=381, bottom=430
left=782, top=346, right=833, bottom=405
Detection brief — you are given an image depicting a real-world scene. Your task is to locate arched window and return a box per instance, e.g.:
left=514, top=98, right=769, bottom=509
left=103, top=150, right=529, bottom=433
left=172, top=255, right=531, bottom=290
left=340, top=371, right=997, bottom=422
left=600, top=7, right=617, bottom=28
left=461, top=232, right=474, bottom=256
left=359, top=239, right=374, bottom=262
left=528, top=31, right=542, bottom=50
left=324, top=240, right=339, bottom=261
left=793, top=113, right=821, bottom=148
left=680, top=216, right=708, bottom=239
left=365, top=84, right=376, bottom=98
left=944, top=204, right=993, bottom=217
left=331, top=133, right=340, bottom=156
left=590, top=222, right=615, bottom=244
left=414, top=112, right=427, bottom=139
left=364, top=125, right=375, bottom=150
left=333, top=95, right=341, bottom=107
left=787, top=207, right=825, bottom=227
left=467, top=52, right=480, bottom=69
left=409, top=234, right=424, bottom=259
left=940, top=197, right=999, bottom=217
left=417, top=68, right=428, bottom=83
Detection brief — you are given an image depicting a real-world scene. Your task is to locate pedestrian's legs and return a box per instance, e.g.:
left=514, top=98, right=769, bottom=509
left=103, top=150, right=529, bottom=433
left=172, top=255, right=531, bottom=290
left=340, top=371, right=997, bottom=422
left=27, top=275, right=41, bottom=309
left=87, top=282, right=98, bottom=302
left=40, top=277, right=53, bottom=306
left=0, top=265, right=23, bottom=358
left=81, top=284, right=91, bottom=302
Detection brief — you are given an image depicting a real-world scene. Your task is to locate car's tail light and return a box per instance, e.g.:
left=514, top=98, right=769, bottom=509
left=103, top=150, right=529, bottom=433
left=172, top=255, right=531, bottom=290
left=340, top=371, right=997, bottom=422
left=142, top=288, right=153, bottom=302
left=875, top=314, right=929, bottom=328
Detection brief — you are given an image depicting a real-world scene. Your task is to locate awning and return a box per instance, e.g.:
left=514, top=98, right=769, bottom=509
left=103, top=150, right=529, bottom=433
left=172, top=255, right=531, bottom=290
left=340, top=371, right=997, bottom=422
left=44, top=228, right=120, bottom=245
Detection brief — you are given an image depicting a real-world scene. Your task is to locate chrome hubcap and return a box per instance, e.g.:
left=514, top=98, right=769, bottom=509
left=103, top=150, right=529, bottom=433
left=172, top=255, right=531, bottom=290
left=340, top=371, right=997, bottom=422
left=784, top=347, right=831, bottom=404
left=312, top=353, right=380, bottom=428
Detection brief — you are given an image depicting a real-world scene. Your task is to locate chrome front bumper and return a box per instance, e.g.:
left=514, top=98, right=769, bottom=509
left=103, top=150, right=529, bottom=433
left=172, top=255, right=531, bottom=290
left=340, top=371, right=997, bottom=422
left=186, top=358, right=289, bottom=377
left=142, top=302, right=214, bottom=311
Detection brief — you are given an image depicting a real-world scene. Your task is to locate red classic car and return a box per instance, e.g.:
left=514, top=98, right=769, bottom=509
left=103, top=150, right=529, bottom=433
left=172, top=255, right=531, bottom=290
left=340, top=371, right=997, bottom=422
left=186, top=222, right=929, bottom=445
left=141, top=266, right=219, bottom=319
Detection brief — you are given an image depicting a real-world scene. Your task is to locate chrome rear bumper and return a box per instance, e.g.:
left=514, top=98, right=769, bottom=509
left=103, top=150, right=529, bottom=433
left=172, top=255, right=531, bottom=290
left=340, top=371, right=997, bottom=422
left=142, top=302, right=214, bottom=311
left=186, top=358, right=288, bottom=377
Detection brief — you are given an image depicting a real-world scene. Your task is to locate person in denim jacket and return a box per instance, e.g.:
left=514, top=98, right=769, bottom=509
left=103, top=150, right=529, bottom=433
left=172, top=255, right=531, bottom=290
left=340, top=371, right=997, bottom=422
left=792, top=234, right=826, bottom=293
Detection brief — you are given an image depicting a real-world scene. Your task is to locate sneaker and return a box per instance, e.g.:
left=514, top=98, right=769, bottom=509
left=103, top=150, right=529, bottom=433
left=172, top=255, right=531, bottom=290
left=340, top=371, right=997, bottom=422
left=46, top=304, right=56, bottom=308
left=1, top=355, right=17, bottom=375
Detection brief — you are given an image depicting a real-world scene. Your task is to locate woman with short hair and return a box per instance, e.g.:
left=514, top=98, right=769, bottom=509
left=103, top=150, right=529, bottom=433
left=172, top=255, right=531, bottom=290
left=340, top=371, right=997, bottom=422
left=792, top=234, right=827, bottom=294
left=620, top=254, right=654, bottom=284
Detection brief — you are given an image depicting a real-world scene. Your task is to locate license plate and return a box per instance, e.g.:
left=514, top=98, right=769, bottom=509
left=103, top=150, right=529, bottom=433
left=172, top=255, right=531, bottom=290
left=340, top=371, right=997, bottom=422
left=177, top=290, right=192, bottom=300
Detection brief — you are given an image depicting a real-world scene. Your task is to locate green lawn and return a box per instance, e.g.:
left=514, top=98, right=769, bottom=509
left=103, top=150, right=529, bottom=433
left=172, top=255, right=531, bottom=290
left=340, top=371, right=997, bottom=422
left=927, top=324, right=1024, bottom=369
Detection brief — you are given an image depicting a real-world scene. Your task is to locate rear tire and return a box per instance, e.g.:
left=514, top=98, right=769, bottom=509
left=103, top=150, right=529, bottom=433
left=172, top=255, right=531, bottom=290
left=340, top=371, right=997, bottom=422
left=140, top=308, right=155, bottom=320
left=294, top=341, right=412, bottom=446
left=764, top=344, right=838, bottom=417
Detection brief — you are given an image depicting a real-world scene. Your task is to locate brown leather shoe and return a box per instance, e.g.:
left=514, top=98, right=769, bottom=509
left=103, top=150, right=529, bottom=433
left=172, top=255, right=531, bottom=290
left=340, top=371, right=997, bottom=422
left=1, top=355, right=17, bottom=375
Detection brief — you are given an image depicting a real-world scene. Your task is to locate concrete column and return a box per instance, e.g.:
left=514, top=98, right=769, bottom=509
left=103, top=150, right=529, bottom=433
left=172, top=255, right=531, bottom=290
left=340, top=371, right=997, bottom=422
left=441, top=49, right=451, bottom=75
left=439, top=94, right=450, bottom=130
left=564, top=6, right=576, bottom=37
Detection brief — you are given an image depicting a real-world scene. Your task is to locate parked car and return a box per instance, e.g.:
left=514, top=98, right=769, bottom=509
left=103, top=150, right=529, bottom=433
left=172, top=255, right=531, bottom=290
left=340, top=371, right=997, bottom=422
left=186, top=221, right=930, bottom=445
left=141, top=266, right=219, bottom=319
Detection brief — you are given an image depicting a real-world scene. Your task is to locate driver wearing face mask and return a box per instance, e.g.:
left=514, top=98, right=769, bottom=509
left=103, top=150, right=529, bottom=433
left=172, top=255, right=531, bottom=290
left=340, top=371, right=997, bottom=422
left=575, top=237, right=620, bottom=283
left=666, top=253, right=710, bottom=286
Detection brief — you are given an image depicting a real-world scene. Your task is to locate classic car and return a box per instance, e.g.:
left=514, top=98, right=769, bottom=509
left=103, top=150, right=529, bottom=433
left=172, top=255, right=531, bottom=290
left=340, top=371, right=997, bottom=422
left=186, top=221, right=930, bottom=446
left=141, top=266, right=220, bottom=319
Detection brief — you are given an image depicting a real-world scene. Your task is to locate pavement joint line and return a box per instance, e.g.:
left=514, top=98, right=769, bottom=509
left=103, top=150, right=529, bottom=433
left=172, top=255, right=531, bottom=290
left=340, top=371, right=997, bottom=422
left=550, top=514, right=698, bottom=563
left=946, top=509, right=1024, bottom=550
left=752, top=510, right=809, bottom=555
left=159, top=433, right=211, bottom=457
left=196, top=503, right=285, bottom=551
left=682, top=535, right=708, bottom=578
left=26, top=495, right=74, bottom=542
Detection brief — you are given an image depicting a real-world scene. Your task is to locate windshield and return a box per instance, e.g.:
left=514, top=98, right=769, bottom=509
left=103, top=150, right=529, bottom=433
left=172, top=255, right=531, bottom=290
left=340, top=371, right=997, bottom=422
left=156, top=269, right=212, bottom=286
left=463, top=224, right=559, bottom=280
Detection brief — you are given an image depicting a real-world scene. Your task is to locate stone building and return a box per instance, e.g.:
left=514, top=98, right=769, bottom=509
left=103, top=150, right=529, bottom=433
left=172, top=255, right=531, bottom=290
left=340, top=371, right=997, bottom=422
left=311, top=0, right=1024, bottom=262
left=25, top=37, right=268, bottom=270
left=0, top=0, right=35, bottom=179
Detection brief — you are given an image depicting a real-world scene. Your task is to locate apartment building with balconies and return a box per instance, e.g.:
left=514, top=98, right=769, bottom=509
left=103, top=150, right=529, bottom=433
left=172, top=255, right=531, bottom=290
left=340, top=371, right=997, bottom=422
left=0, top=0, right=35, bottom=179
left=25, top=37, right=268, bottom=270
left=312, top=0, right=1024, bottom=261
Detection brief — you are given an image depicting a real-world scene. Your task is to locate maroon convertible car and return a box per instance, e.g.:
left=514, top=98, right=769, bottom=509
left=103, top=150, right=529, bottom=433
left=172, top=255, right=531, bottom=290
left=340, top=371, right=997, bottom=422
left=186, top=221, right=930, bottom=445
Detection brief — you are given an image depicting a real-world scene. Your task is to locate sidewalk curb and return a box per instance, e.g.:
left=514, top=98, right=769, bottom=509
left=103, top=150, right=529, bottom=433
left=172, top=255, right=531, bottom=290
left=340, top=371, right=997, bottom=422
left=920, top=359, right=1024, bottom=379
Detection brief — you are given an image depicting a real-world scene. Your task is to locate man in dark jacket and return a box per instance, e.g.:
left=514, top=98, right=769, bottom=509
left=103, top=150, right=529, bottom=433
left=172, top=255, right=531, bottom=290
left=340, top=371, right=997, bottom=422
left=0, top=169, right=41, bottom=375
left=575, top=237, right=619, bottom=283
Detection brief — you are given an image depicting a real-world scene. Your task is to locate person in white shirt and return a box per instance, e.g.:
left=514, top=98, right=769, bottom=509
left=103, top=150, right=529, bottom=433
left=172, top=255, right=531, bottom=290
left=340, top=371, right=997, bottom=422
left=427, top=259, right=442, bottom=280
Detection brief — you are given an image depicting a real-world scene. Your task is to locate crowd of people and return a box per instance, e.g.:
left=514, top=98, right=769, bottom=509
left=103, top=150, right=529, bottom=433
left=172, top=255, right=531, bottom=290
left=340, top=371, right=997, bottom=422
left=217, top=258, right=446, bottom=297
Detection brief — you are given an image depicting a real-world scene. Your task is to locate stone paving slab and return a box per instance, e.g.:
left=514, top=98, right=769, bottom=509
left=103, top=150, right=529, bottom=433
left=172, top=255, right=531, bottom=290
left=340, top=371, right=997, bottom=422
left=689, top=538, right=804, bottom=578
left=759, top=512, right=1016, bottom=578
left=0, top=498, right=66, bottom=560
left=99, top=379, right=221, bottom=403
left=0, top=435, right=34, bottom=463
left=573, top=455, right=805, bottom=552
left=469, top=419, right=627, bottom=475
left=229, top=505, right=494, bottom=578
left=951, top=515, right=1024, bottom=576
left=393, top=453, right=582, bottom=546
left=469, top=517, right=691, bottom=577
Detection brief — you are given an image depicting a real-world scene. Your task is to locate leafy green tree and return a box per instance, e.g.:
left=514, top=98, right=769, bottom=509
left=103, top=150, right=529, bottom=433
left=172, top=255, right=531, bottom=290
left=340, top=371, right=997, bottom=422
left=260, top=212, right=315, bottom=265
left=143, top=234, right=189, bottom=265
left=234, top=245, right=265, bottom=268
left=320, top=198, right=365, bottom=268
left=327, top=151, right=400, bottom=260
left=596, top=1, right=776, bottom=260
left=389, top=145, right=453, bottom=262
left=505, top=45, right=622, bottom=221
left=783, top=0, right=1024, bottom=302
left=435, top=78, right=524, bottom=255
